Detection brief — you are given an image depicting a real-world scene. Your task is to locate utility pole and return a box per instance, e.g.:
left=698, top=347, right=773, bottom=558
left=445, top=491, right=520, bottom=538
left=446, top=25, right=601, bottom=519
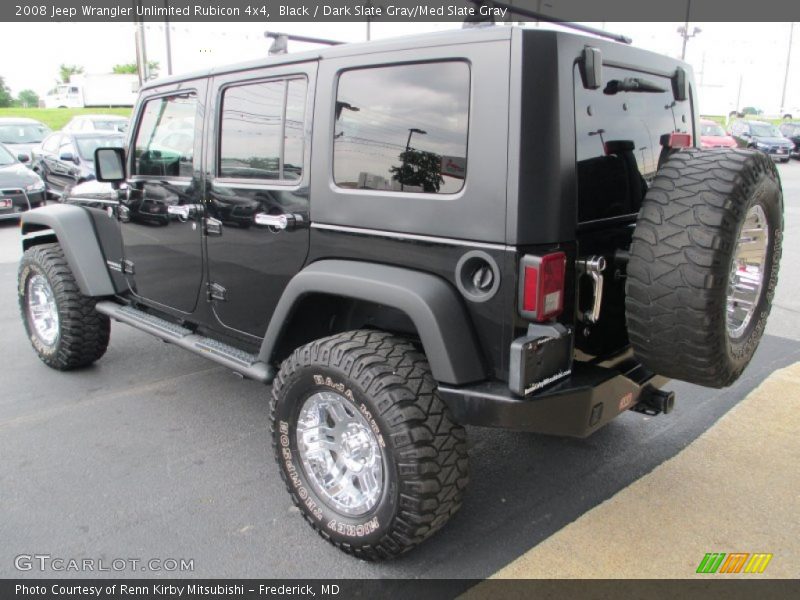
left=134, top=0, right=149, bottom=84
left=164, top=0, right=173, bottom=76
left=401, top=128, right=426, bottom=191
left=780, top=22, right=794, bottom=115
left=678, top=0, right=701, bottom=61
left=365, top=0, right=372, bottom=41
left=735, top=74, right=743, bottom=116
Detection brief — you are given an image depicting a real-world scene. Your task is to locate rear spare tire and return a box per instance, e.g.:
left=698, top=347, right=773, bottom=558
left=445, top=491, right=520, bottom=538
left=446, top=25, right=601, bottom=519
left=626, top=148, right=783, bottom=388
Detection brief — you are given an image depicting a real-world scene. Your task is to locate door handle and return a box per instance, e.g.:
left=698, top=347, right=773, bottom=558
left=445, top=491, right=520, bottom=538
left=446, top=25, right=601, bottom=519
left=167, top=203, right=203, bottom=221
left=254, top=212, right=305, bottom=231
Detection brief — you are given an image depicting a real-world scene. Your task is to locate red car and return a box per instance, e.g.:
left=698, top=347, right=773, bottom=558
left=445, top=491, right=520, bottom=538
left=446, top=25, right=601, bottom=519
left=700, top=119, right=737, bottom=149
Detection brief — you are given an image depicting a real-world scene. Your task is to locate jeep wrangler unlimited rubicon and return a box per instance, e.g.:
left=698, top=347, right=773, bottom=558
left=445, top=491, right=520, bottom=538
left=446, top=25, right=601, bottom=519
left=17, top=25, right=783, bottom=560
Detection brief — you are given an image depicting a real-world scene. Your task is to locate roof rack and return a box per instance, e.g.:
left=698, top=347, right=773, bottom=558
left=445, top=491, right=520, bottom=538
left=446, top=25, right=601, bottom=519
left=265, top=32, right=344, bottom=55
left=465, top=0, right=632, bottom=44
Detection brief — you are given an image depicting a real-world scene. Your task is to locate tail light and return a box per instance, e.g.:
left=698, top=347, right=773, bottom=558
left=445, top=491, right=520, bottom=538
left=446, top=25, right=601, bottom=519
left=668, top=132, right=692, bottom=148
left=519, top=252, right=566, bottom=322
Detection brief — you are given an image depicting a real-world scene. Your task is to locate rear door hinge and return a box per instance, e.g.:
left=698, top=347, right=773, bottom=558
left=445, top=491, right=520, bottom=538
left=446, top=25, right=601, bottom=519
left=207, top=282, right=227, bottom=302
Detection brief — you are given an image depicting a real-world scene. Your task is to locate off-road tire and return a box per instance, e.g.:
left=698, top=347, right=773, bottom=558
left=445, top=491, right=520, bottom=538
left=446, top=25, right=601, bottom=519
left=18, top=243, right=110, bottom=370
left=626, top=149, right=783, bottom=388
left=270, top=329, right=469, bottom=560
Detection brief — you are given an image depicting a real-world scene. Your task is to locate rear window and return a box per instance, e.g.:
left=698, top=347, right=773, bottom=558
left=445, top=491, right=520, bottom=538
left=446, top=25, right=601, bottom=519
left=701, top=122, right=726, bottom=137
left=0, top=123, right=51, bottom=144
left=333, top=61, right=470, bottom=194
left=574, top=65, right=691, bottom=223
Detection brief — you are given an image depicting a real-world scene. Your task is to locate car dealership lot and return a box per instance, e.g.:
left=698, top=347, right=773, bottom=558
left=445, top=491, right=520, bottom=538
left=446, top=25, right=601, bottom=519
left=1, top=162, right=799, bottom=579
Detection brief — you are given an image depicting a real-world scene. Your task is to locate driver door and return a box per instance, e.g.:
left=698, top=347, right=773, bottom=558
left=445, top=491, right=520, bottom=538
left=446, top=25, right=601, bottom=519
left=118, top=82, right=206, bottom=315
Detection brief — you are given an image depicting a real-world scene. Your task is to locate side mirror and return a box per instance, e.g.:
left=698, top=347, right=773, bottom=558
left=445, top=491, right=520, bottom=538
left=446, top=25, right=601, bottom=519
left=95, top=147, right=126, bottom=184
left=59, top=151, right=75, bottom=162
left=17, top=153, right=30, bottom=163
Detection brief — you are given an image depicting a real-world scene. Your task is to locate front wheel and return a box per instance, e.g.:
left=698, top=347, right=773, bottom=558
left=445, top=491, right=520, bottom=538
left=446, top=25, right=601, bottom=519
left=270, top=330, right=469, bottom=560
left=18, top=243, right=110, bottom=370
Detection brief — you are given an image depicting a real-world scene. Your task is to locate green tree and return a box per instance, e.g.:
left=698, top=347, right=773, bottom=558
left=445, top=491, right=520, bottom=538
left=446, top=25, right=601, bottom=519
left=112, top=61, right=160, bottom=77
left=112, top=63, right=137, bottom=74
left=742, top=106, right=762, bottom=116
left=17, top=89, right=39, bottom=108
left=0, top=76, right=13, bottom=108
left=58, top=64, right=84, bottom=83
left=390, top=149, right=444, bottom=193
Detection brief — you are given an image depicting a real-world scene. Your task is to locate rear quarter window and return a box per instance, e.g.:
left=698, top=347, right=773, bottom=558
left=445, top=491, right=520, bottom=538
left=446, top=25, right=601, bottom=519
left=333, top=61, right=470, bottom=195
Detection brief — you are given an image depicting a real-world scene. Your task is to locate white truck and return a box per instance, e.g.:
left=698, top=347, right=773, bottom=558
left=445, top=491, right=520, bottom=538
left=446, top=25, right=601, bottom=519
left=43, top=74, right=139, bottom=108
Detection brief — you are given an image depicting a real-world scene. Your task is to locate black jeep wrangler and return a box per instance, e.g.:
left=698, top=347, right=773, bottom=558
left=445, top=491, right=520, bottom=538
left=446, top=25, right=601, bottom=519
left=17, top=25, right=783, bottom=560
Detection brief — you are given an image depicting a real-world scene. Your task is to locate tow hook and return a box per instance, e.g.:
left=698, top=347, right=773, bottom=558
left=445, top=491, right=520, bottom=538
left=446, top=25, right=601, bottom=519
left=633, top=386, right=675, bottom=415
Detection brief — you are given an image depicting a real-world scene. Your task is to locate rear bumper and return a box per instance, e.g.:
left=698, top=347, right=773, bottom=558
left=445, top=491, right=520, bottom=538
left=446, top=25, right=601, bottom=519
left=439, top=353, right=668, bottom=438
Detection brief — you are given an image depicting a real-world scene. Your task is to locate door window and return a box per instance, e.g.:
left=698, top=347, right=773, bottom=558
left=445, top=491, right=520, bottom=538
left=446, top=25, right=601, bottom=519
left=132, top=93, right=197, bottom=178
left=59, top=138, right=76, bottom=159
left=41, top=133, right=60, bottom=153
left=218, top=77, right=308, bottom=182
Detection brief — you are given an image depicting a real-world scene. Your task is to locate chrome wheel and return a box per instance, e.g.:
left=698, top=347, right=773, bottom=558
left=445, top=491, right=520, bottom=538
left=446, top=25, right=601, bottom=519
left=296, top=391, right=384, bottom=516
left=727, top=204, right=770, bottom=339
left=27, top=274, right=60, bottom=346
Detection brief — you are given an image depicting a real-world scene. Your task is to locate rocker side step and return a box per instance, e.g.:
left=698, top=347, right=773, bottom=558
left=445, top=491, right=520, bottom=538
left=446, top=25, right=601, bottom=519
left=96, top=301, right=274, bottom=383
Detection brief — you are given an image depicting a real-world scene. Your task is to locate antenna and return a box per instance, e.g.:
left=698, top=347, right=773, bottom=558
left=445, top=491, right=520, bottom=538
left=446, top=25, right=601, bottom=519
left=466, top=0, right=633, bottom=44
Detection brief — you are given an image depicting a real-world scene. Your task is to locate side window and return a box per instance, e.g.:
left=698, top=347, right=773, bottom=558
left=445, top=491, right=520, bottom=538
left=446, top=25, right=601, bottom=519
left=132, top=93, right=197, bottom=178
left=218, top=77, right=307, bottom=181
left=333, top=61, right=470, bottom=194
left=42, top=134, right=60, bottom=153
left=59, top=137, right=76, bottom=158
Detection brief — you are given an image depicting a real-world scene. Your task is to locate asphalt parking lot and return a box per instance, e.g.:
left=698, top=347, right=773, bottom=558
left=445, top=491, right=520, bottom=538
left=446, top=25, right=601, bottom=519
left=1, top=161, right=799, bottom=579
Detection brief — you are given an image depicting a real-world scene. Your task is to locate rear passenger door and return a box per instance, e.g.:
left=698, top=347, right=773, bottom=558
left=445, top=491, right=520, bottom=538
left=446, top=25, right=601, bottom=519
left=204, top=62, right=316, bottom=339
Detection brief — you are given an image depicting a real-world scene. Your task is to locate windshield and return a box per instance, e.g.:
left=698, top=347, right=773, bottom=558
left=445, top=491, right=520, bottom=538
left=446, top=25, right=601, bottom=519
left=750, top=123, right=782, bottom=137
left=0, top=123, right=51, bottom=144
left=0, top=144, right=15, bottom=166
left=75, top=136, right=124, bottom=160
left=701, top=123, right=726, bottom=137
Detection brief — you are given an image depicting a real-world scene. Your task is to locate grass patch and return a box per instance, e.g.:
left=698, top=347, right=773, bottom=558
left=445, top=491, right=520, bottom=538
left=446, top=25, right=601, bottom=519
left=0, top=107, right=132, bottom=131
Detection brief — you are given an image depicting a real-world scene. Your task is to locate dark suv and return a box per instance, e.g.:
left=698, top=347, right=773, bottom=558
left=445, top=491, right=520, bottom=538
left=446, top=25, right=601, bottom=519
left=779, top=121, right=800, bottom=158
left=17, top=26, right=784, bottom=560
left=730, top=119, right=793, bottom=162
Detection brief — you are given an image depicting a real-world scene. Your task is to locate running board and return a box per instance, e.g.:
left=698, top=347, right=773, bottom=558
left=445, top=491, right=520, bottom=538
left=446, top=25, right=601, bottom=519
left=95, top=301, right=274, bottom=383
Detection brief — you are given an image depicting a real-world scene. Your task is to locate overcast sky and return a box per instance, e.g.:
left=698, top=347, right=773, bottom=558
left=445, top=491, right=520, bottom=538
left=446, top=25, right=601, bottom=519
left=1, top=21, right=797, bottom=115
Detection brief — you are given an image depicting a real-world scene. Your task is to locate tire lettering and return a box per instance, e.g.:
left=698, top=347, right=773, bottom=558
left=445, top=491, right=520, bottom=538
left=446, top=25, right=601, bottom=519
left=279, top=420, right=323, bottom=521
left=326, top=516, right=379, bottom=537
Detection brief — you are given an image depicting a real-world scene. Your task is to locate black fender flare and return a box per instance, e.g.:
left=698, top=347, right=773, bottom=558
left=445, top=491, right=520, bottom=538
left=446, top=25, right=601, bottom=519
left=20, top=204, right=115, bottom=297
left=259, top=260, right=486, bottom=385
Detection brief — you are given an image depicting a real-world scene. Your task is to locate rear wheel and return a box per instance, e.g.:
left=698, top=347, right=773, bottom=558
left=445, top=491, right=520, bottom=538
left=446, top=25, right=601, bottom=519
left=18, top=243, right=110, bottom=370
left=270, top=329, right=469, bottom=560
left=626, top=149, right=783, bottom=388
